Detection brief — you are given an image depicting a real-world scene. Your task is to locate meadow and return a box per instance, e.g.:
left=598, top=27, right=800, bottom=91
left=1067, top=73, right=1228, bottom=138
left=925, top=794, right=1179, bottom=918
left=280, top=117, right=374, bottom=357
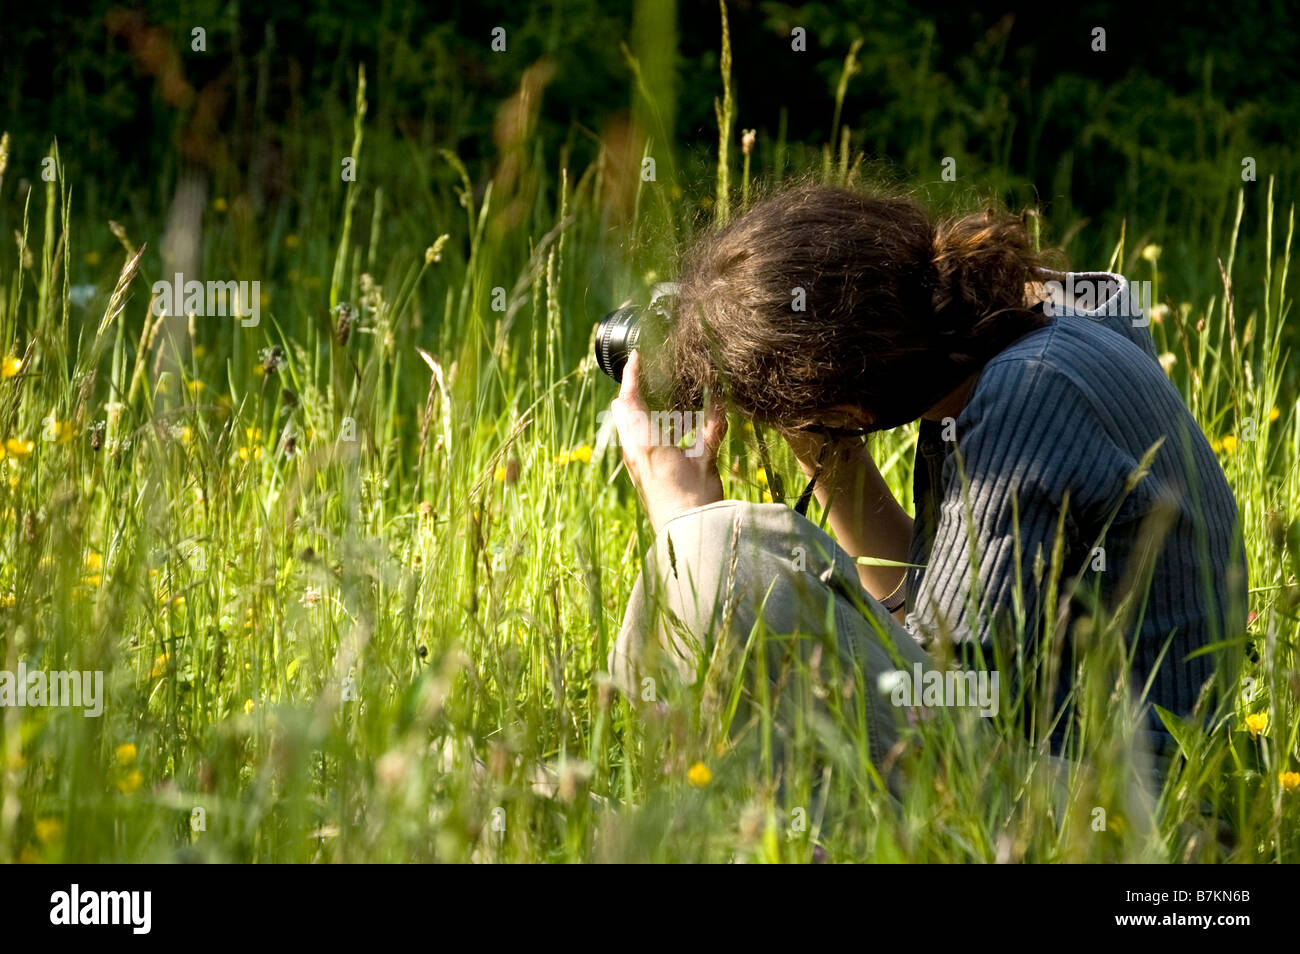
left=1, top=5, right=1298, bottom=863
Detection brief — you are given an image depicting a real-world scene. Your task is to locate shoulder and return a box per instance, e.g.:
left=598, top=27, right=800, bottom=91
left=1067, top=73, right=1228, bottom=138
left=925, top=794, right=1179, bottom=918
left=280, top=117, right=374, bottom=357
left=1038, top=269, right=1158, bottom=358
left=956, top=321, right=1149, bottom=469
left=932, top=269, right=1170, bottom=464
left=977, top=290, right=1166, bottom=415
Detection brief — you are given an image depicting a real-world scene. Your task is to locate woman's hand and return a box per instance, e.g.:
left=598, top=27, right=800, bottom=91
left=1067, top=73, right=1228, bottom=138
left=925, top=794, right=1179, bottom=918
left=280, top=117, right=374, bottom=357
left=778, top=424, right=914, bottom=615
left=779, top=426, right=868, bottom=484
left=782, top=427, right=835, bottom=478
left=610, top=351, right=727, bottom=535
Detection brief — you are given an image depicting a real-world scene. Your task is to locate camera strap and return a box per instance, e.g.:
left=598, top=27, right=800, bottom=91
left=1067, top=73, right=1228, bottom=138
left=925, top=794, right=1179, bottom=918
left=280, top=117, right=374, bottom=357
left=793, top=477, right=817, bottom=517
left=792, top=440, right=832, bottom=517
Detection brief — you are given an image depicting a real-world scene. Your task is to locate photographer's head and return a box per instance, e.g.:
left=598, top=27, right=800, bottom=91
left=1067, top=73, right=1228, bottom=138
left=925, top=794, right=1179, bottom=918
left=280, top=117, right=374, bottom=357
left=656, top=185, right=1056, bottom=433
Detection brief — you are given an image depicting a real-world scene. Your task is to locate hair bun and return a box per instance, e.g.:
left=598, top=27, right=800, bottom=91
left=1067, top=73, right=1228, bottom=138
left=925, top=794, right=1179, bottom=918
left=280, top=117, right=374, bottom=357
left=930, top=209, right=1039, bottom=333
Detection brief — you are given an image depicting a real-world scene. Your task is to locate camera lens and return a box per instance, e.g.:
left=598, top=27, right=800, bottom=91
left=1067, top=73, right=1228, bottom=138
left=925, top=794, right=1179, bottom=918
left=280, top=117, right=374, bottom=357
left=595, top=306, right=641, bottom=383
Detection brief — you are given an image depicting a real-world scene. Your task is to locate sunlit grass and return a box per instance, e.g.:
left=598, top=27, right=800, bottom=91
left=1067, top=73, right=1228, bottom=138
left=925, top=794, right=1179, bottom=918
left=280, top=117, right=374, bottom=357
left=0, top=51, right=1297, bottom=863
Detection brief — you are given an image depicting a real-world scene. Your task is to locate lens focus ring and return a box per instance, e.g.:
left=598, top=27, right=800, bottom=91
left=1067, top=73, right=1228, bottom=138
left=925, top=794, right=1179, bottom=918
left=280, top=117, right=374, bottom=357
left=595, top=307, right=640, bottom=382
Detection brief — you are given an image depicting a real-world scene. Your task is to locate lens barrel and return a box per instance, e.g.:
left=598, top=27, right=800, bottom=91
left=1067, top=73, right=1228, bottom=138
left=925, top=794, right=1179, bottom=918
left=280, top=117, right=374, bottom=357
left=595, top=306, right=641, bottom=383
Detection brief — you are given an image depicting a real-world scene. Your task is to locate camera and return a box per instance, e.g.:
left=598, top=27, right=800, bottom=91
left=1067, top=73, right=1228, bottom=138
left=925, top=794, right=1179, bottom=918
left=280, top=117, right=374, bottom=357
left=594, top=283, right=679, bottom=383
left=594, top=306, right=642, bottom=383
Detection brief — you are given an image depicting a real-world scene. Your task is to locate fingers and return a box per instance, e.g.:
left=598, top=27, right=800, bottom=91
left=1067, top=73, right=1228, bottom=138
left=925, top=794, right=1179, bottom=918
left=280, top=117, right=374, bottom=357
left=619, top=350, right=648, bottom=413
left=610, top=394, right=652, bottom=457
left=612, top=349, right=726, bottom=469
left=611, top=351, right=652, bottom=471
left=780, top=426, right=832, bottom=476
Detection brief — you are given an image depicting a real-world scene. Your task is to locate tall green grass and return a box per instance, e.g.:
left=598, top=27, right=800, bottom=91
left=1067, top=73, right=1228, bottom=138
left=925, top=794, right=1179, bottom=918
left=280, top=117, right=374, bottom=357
left=0, top=35, right=1297, bottom=863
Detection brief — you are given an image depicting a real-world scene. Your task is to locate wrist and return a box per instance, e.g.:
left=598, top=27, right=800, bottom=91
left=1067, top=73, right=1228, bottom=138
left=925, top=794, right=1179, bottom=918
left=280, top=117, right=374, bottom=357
left=647, top=485, right=724, bottom=535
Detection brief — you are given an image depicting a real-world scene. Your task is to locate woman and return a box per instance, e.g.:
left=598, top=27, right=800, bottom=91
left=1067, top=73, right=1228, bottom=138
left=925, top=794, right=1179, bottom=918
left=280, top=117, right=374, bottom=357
left=608, top=185, right=1245, bottom=764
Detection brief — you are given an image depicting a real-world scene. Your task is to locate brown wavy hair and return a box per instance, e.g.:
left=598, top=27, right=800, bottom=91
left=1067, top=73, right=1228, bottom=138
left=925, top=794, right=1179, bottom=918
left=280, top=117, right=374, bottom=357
left=648, top=185, right=1060, bottom=432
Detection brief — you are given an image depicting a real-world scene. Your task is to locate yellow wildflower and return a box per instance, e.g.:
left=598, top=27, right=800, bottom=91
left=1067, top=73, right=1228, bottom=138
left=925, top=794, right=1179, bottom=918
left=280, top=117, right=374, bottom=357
left=43, top=418, right=75, bottom=443
left=1280, top=771, right=1300, bottom=792
left=116, top=743, right=137, bottom=765
left=686, top=761, right=712, bottom=787
left=556, top=444, right=593, bottom=467
left=117, top=770, right=144, bottom=795
left=5, top=438, right=33, bottom=457
left=243, top=699, right=255, bottom=714
left=1219, top=435, right=1238, bottom=453
left=1245, top=711, right=1268, bottom=739
left=1269, top=407, right=1281, bottom=422
left=35, top=818, right=63, bottom=845
left=2, top=355, right=22, bottom=378
left=150, top=653, right=170, bottom=679
left=212, top=197, right=227, bottom=212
